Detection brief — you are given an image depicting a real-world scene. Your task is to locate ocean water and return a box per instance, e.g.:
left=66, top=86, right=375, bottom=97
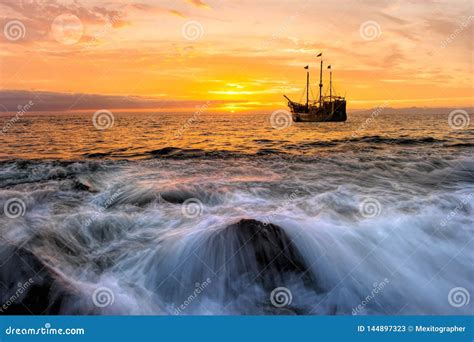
left=0, top=111, right=473, bottom=315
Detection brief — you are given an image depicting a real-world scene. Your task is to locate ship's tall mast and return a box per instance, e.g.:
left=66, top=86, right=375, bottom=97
left=330, top=71, right=332, bottom=101
left=317, top=53, right=323, bottom=107
left=306, top=69, right=309, bottom=109
left=328, top=65, right=332, bottom=102
left=328, top=65, right=334, bottom=114
left=304, top=65, right=309, bottom=109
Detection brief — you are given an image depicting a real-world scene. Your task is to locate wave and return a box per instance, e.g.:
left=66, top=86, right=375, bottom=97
left=348, top=135, right=444, bottom=144
left=90, top=136, right=472, bottom=160
left=0, top=153, right=473, bottom=315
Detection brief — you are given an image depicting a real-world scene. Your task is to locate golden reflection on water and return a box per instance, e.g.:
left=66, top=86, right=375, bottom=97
left=0, top=111, right=468, bottom=160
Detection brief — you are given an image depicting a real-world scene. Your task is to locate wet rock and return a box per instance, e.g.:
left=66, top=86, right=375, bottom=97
left=215, top=219, right=319, bottom=313
left=150, top=219, right=318, bottom=314
left=220, top=219, right=313, bottom=290
left=0, top=244, right=75, bottom=315
left=159, top=190, right=197, bottom=204
left=72, top=180, right=92, bottom=192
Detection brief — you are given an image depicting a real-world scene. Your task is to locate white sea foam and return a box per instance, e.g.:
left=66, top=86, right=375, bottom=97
left=0, top=153, right=472, bottom=315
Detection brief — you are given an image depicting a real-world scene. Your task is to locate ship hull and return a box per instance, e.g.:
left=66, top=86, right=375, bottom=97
left=289, top=99, right=347, bottom=122
left=292, top=112, right=346, bottom=122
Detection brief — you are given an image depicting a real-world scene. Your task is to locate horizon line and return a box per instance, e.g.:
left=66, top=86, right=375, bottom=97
left=0, top=89, right=473, bottom=113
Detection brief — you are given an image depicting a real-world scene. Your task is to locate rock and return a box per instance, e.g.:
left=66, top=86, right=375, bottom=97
left=159, top=190, right=197, bottom=204
left=215, top=219, right=319, bottom=313
left=72, top=180, right=91, bottom=192
left=0, top=244, right=76, bottom=314
left=150, top=219, right=318, bottom=314
left=220, top=219, right=313, bottom=290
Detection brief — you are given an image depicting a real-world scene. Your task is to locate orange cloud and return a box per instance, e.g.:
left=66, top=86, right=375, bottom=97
left=169, top=9, right=186, bottom=18
left=185, top=0, right=211, bottom=9
left=128, top=3, right=185, bottom=18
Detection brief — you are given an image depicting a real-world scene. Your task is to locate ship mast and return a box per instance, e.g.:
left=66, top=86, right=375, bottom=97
left=304, top=65, right=309, bottom=110
left=306, top=69, right=309, bottom=109
left=317, top=52, right=323, bottom=107
left=328, top=65, right=332, bottom=102
left=328, top=65, right=334, bottom=114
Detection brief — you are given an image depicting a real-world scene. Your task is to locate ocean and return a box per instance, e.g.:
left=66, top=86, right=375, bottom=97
left=0, top=110, right=472, bottom=315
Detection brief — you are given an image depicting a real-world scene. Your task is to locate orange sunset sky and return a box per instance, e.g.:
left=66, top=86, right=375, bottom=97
left=0, top=0, right=473, bottom=112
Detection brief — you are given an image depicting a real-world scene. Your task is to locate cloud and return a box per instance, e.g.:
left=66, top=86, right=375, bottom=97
left=1, top=0, right=128, bottom=44
left=380, top=45, right=406, bottom=68
left=185, top=0, right=211, bottom=9
left=377, top=12, right=411, bottom=25
left=3, top=1, right=126, bottom=26
left=128, top=3, right=186, bottom=18
left=169, top=9, right=186, bottom=18
left=0, top=90, right=243, bottom=112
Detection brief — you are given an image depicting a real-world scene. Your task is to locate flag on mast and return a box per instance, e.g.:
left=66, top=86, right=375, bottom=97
left=316, top=52, right=322, bottom=57
left=304, top=65, right=309, bottom=69
left=328, top=65, right=331, bottom=69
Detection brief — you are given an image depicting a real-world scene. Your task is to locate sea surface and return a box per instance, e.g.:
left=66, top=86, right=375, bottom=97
left=0, top=111, right=473, bottom=315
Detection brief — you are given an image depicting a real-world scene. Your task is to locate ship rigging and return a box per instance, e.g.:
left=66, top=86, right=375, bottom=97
left=284, top=53, right=347, bottom=122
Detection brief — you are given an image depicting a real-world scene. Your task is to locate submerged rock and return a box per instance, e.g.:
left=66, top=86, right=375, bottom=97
left=149, top=219, right=319, bottom=314
left=159, top=190, right=198, bottom=204
left=219, top=219, right=314, bottom=290
left=72, top=180, right=93, bottom=192
left=0, top=244, right=78, bottom=315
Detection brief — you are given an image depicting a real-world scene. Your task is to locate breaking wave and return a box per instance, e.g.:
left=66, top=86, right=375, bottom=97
left=0, top=152, right=473, bottom=315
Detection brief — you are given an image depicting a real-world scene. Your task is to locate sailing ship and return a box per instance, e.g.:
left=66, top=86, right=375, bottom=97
left=284, top=53, right=347, bottom=122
